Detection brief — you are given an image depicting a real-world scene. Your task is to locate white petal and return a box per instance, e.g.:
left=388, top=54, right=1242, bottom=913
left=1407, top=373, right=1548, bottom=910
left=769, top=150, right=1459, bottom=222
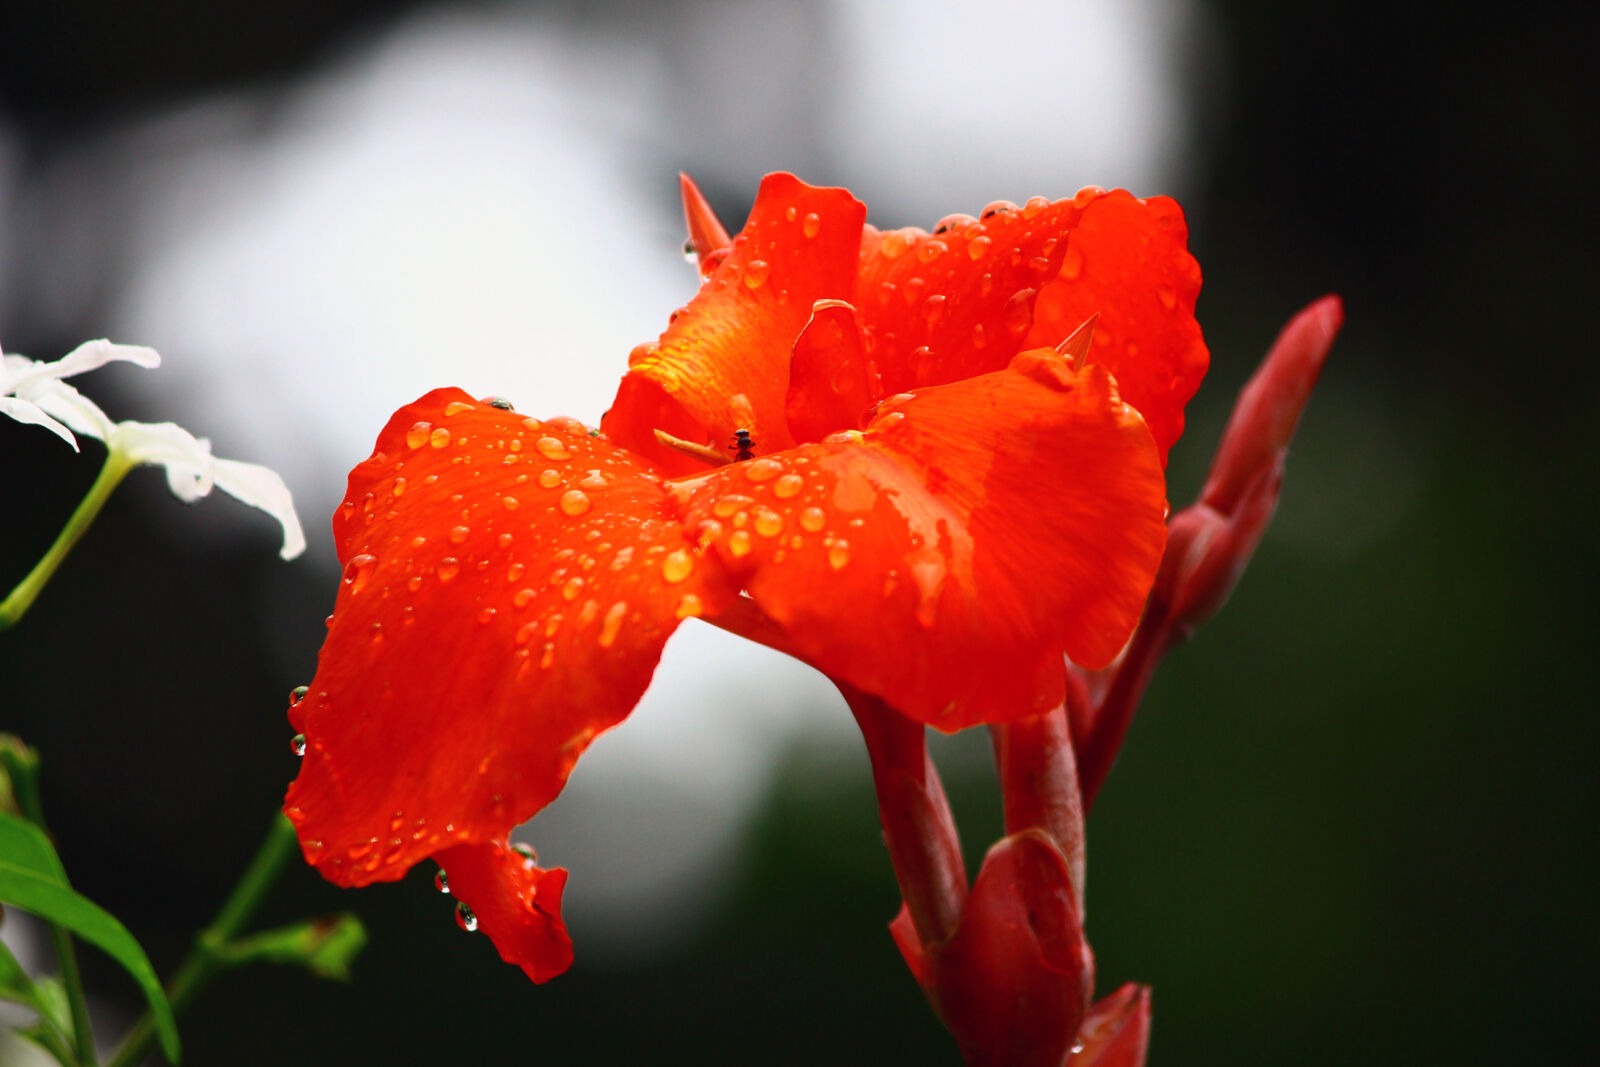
left=212, top=457, right=307, bottom=560
left=0, top=395, right=80, bottom=450
left=107, top=421, right=215, bottom=501
left=30, top=381, right=117, bottom=442
left=5, top=341, right=161, bottom=397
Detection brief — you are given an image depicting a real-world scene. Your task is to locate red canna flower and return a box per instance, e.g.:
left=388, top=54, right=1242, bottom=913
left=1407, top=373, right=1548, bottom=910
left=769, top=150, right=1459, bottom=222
left=283, top=172, right=1208, bottom=985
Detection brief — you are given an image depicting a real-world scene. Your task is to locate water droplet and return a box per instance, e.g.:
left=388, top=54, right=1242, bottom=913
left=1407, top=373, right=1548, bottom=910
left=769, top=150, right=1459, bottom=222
left=827, top=539, right=851, bottom=570
left=513, top=588, right=537, bottom=608
left=536, top=436, right=572, bottom=461
left=444, top=400, right=474, bottom=416
left=392, top=477, right=407, bottom=498
left=598, top=601, right=628, bottom=647
left=803, top=212, right=821, bottom=238
left=1072, top=185, right=1104, bottom=208
left=753, top=507, right=784, bottom=537
left=1003, top=288, right=1037, bottom=337
left=578, top=470, right=609, bottom=490
left=743, top=259, right=770, bottom=289
left=799, top=507, right=826, bottom=533
left=289, top=685, right=309, bottom=705
left=406, top=421, right=432, bottom=449
left=921, top=294, right=946, bottom=326
left=675, top=593, right=704, bottom=618
left=980, top=200, right=1017, bottom=219
left=429, top=427, right=452, bottom=448
left=682, top=238, right=698, bottom=263
left=744, top=458, right=782, bottom=482
left=1022, top=195, right=1051, bottom=218
left=712, top=494, right=754, bottom=518
left=727, top=529, right=753, bottom=557
left=290, top=733, right=306, bottom=757
left=407, top=575, right=423, bottom=592
left=933, top=213, right=975, bottom=234
left=455, top=901, right=478, bottom=932
left=695, top=519, right=723, bottom=549
left=343, top=554, right=377, bottom=593
left=562, top=576, right=585, bottom=601
left=449, top=524, right=470, bottom=544
left=538, top=469, right=562, bottom=489
left=972, top=322, right=988, bottom=349
left=485, top=396, right=515, bottom=410
left=880, top=230, right=912, bottom=259
left=437, top=557, right=460, bottom=582
left=1061, top=245, right=1083, bottom=280
left=662, top=549, right=694, bottom=583
left=498, top=533, right=514, bottom=549
left=917, top=239, right=947, bottom=264
left=968, top=235, right=991, bottom=260
left=772, top=473, right=804, bottom=499
left=560, top=489, right=592, bottom=516
left=435, top=868, right=451, bottom=894
left=478, top=607, right=497, bottom=624
left=512, top=842, right=538, bottom=867
left=1158, top=285, right=1177, bottom=310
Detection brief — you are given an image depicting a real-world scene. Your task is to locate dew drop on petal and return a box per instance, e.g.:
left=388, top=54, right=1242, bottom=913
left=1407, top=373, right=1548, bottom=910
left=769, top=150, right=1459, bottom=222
left=753, top=508, right=783, bottom=537
left=290, top=733, right=307, bottom=757
left=921, top=295, right=947, bottom=326
left=1023, top=195, right=1051, bottom=218
left=538, top=469, right=562, bottom=489
left=728, top=530, right=753, bottom=557
left=512, top=843, right=538, bottom=867
left=449, top=524, right=470, bottom=544
left=289, top=685, right=309, bottom=706
left=1003, top=288, right=1037, bottom=337
left=799, top=507, right=826, bottom=533
left=407, top=575, right=423, bottom=593
left=713, top=494, right=753, bottom=518
left=1159, top=285, right=1177, bottom=310
left=478, top=607, right=497, bottom=624
left=598, top=601, right=628, bottom=648
left=513, top=588, right=536, bottom=608
left=803, top=212, right=821, bottom=238
left=444, top=401, right=475, bottom=416
left=560, top=489, right=592, bottom=516
left=455, top=901, right=478, bottom=932
left=743, top=259, right=771, bottom=289
left=536, top=437, right=572, bottom=461
left=968, top=235, right=991, bottom=260
left=435, top=868, right=451, bottom=894
left=827, top=539, right=852, bottom=570
left=917, top=239, right=947, bottom=264
left=880, top=230, right=911, bottom=259
left=343, top=554, right=377, bottom=593
left=981, top=200, right=1017, bottom=219
left=675, top=593, right=704, bottom=619
left=773, top=473, right=804, bottom=499
left=661, top=549, right=694, bottom=583
left=562, top=576, right=585, bottom=601
left=406, top=421, right=432, bottom=449
left=430, top=427, right=452, bottom=449
left=437, top=557, right=460, bottom=582
left=392, top=477, right=407, bottom=498
left=744, top=458, right=782, bottom=482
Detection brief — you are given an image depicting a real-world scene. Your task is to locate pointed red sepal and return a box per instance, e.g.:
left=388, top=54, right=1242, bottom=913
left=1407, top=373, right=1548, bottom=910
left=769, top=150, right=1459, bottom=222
left=679, top=172, right=731, bottom=277
left=1024, top=191, right=1208, bottom=465
left=680, top=350, right=1166, bottom=730
left=1055, top=314, right=1099, bottom=372
left=284, top=389, right=737, bottom=887
left=785, top=299, right=878, bottom=443
left=1068, top=983, right=1152, bottom=1067
left=1201, top=294, right=1342, bottom=516
left=436, top=839, right=573, bottom=984
left=604, top=174, right=866, bottom=473
left=916, top=830, right=1094, bottom=1067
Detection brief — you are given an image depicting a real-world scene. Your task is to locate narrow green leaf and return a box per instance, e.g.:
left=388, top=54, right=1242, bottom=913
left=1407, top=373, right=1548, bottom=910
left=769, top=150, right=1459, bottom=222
left=0, top=815, right=180, bottom=1062
left=0, top=934, right=46, bottom=1013
left=220, top=913, right=368, bottom=981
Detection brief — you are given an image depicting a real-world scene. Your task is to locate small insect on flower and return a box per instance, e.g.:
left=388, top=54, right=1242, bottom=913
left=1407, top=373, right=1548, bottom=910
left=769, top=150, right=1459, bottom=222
left=729, top=428, right=755, bottom=461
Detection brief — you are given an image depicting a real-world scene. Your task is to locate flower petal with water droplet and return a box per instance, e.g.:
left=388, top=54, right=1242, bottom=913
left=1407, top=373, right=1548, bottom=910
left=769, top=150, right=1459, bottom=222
left=434, top=839, right=572, bottom=984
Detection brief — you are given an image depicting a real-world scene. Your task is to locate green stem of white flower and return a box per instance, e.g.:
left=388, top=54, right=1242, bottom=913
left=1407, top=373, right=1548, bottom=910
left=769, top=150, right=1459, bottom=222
left=0, top=450, right=131, bottom=632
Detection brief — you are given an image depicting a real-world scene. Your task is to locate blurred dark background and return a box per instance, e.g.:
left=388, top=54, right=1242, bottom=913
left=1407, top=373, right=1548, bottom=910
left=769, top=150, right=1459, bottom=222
left=1, top=1, right=1593, bottom=1064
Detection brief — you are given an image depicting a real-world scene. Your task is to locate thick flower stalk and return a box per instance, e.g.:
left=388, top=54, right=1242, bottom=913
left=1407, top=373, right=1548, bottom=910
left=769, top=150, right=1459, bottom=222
left=284, top=172, right=1231, bottom=1059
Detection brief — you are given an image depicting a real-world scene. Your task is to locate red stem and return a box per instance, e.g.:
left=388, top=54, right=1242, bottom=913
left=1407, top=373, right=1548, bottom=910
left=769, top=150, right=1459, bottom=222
left=990, top=703, right=1087, bottom=906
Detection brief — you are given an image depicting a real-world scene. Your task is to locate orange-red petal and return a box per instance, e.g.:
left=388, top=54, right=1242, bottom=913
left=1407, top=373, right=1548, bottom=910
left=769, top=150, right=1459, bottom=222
left=603, top=173, right=865, bottom=473
left=678, top=349, right=1166, bottom=730
left=784, top=299, right=878, bottom=443
left=284, top=389, right=736, bottom=885
left=856, top=196, right=1090, bottom=396
left=435, top=840, right=573, bottom=984
left=1024, top=191, right=1207, bottom=464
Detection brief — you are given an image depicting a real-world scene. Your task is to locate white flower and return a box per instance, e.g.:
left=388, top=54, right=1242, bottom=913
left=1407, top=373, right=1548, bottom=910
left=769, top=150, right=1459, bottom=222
left=2, top=339, right=306, bottom=560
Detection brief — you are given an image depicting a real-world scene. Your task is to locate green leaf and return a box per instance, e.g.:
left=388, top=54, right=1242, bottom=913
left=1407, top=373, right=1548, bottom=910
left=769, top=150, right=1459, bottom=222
left=0, top=813, right=180, bottom=1062
left=219, top=913, right=368, bottom=981
left=0, top=934, right=46, bottom=1014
